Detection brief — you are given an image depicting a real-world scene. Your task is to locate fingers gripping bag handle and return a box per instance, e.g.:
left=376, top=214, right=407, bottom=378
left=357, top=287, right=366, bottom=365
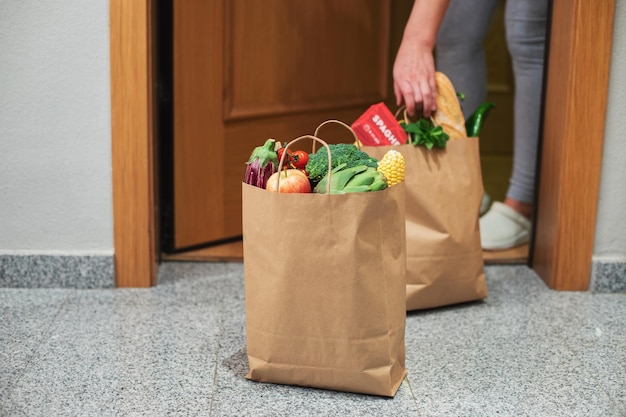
left=394, top=105, right=439, bottom=135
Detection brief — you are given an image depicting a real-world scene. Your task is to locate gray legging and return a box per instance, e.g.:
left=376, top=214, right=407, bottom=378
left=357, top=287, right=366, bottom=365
left=435, top=0, right=549, bottom=205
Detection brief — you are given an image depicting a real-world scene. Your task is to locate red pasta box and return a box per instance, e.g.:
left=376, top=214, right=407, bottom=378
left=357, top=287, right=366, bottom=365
left=351, top=102, right=408, bottom=146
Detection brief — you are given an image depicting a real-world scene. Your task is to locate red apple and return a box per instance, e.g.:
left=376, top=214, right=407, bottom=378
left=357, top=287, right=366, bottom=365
left=265, top=169, right=311, bottom=193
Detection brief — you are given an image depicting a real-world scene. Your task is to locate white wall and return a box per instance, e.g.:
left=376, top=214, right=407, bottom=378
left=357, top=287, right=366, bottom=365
left=0, top=1, right=623, bottom=261
left=0, top=1, right=113, bottom=254
left=593, top=1, right=626, bottom=261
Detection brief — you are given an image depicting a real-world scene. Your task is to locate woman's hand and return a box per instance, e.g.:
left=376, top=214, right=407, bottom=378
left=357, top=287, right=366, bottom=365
left=392, top=0, right=449, bottom=118
left=393, top=41, right=437, bottom=117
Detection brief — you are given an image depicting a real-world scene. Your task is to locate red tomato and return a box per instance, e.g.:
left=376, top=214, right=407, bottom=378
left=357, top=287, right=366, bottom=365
left=277, top=148, right=294, bottom=169
left=292, top=150, right=309, bottom=170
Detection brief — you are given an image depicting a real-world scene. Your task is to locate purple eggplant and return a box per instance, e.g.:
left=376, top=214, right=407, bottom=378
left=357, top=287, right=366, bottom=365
left=244, top=138, right=278, bottom=189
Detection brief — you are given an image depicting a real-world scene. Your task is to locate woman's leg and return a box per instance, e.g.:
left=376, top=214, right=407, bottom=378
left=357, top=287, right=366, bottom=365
left=479, top=0, right=549, bottom=251
left=504, top=0, right=549, bottom=209
left=435, top=0, right=498, bottom=118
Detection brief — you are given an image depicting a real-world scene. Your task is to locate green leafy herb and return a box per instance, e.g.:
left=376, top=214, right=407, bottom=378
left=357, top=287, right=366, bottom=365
left=402, top=119, right=450, bottom=149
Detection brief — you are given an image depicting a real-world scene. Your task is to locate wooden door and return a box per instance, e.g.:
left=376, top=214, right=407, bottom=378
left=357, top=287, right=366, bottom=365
left=163, top=0, right=409, bottom=252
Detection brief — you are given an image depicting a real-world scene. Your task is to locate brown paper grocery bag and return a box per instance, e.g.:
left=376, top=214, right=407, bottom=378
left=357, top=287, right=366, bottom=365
left=242, top=135, right=407, bottom=397
left=363, top=140, right=487, bottom=311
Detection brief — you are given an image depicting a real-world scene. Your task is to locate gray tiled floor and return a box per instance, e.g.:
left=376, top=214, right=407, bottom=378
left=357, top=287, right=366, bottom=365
left=1, top=263, right=625, bottom=416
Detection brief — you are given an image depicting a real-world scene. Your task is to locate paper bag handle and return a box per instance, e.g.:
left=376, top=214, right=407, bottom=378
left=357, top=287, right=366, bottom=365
left=312, top=119, right=360, bottom=153
left=393, top=106, right=405, bottom=121
left=275, top=135, right=333, bottom=194
left=394, top=105, right=437, bottom=127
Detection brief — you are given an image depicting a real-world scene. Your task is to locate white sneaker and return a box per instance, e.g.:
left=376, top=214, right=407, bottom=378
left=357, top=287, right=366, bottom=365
left=479, top=201, right=530, bottom=250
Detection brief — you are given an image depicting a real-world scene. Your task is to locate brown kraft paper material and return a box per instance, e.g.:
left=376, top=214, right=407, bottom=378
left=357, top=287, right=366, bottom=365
left=363, top=140, right=487, bottom=311
left=242, top=136, right=407, bottom=397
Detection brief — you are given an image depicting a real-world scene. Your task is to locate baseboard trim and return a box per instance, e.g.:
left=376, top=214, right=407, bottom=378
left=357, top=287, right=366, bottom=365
left=590, top=259, right=626, bottom=293
left=0, top=254, right=115, bottom=289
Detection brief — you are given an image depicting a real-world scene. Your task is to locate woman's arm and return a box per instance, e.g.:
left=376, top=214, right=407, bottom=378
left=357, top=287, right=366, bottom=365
left=393, top=0, right=449, bottom=116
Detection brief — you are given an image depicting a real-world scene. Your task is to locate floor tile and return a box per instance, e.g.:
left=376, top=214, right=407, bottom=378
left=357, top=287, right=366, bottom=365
left=1, top=262, right=624, bottom=416
left=0, top=289, right=72, bottom=399
left=404, top=266, right=626, bottom=417
left=2, top=267, right=230, bottom=416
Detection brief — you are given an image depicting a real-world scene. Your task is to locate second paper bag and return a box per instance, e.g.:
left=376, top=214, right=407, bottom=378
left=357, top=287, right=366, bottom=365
left=363, top=141, right=487, bottom=311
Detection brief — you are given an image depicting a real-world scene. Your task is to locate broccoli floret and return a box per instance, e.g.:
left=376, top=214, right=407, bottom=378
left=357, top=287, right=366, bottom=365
left=305, top=143, right=378, bottom=185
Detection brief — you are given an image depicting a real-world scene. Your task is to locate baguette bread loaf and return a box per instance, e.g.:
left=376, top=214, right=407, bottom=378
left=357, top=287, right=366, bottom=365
left=433, top=72, right=467, bottom=139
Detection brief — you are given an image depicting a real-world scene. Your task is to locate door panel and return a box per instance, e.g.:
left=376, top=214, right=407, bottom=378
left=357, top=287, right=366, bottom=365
left=171, top=0, right=396, bottom=250
left=225, top=1, right=388, bottom=120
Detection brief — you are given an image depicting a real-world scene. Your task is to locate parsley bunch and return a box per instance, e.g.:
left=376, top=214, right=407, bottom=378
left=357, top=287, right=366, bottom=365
left=401, top=119, right=450, bottom=150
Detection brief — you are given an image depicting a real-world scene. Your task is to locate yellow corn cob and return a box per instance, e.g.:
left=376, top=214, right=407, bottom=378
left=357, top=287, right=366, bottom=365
left=377, top=150, right=405, bottom=186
